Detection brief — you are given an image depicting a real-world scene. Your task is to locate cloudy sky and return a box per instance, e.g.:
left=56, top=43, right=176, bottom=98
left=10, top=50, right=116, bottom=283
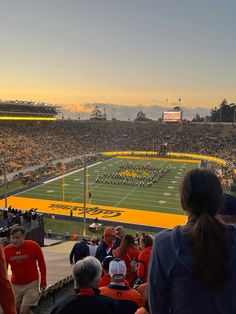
left=1, top=0, right=236, bottom=118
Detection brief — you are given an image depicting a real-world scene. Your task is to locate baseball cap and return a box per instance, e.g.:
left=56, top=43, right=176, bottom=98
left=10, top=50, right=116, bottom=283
left=109, top=259, right=126, bottom=279
left=104, top=226, right=116, bottom=237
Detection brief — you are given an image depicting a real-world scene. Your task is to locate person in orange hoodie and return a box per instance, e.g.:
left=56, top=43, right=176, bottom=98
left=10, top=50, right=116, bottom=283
left=0, top=241, right=16, bottom=314
left=137, top=234, right=153, bottom=283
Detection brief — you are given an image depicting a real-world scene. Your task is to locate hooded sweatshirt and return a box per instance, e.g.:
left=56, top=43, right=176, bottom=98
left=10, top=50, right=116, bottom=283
left=149, top=225, right=236, bottom=314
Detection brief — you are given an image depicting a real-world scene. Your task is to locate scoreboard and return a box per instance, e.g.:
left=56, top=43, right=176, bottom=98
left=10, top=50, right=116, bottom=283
left=163, top=111, right=182, bottom=123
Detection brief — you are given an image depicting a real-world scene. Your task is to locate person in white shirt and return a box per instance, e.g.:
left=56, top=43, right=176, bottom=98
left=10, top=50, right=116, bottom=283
left=89, top=236, right=98, bottom=257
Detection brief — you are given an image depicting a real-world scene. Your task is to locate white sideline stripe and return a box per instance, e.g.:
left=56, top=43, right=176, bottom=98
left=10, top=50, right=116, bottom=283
left=15, top=158, right=113, bottom=196
left=43, top=161, right=104, bottom=183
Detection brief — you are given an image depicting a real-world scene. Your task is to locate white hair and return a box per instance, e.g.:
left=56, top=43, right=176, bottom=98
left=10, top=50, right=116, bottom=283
left=73, top=256, right=102, bottom=289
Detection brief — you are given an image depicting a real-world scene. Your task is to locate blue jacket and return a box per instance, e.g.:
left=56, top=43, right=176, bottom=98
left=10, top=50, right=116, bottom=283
left=95, top=241, right=113, bottom=262
left=149, top=225, right=236, bottom=314
left=69, top=242, right=89, bottom=264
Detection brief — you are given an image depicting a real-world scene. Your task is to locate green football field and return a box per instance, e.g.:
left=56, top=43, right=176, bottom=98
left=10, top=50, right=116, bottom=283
left=16, top=157, right=199, bottom=215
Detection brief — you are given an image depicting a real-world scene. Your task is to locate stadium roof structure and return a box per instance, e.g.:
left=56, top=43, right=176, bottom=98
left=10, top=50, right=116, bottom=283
left=0, top=100, right=60, bottom=120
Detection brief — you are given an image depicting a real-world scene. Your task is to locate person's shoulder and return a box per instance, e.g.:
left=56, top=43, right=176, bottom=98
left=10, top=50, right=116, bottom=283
left=153, top=227, right=178, bottom=248
left=4, top=243, right=14, bottom=251
left=128, top=288, right=142, bottom=297
left=51, top=295, right=76, bottom=314
left=155, top=228, right=173, bottom=241
left=25, top=240, right=41, bottom=248
left=99, top=285, right=110, bottom=292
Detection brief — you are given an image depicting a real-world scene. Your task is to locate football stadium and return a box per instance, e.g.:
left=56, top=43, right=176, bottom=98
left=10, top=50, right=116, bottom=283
left=2, top=3, right=236, bottom=313
left=1, top=100, right=236, bottom=312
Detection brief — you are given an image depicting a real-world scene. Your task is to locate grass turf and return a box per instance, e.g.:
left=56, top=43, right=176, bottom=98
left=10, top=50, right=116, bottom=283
left=16, top=157, right=199, bottom=215
left=44, top=218, right=156, bottom=237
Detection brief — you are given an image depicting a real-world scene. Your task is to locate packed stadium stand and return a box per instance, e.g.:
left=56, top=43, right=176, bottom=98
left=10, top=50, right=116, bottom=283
left=0, top=121, right=235, bottom=175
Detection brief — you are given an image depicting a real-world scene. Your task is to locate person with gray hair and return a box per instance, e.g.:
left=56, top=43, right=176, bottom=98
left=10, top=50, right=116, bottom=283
left=51, top=256, right=118, bottom=314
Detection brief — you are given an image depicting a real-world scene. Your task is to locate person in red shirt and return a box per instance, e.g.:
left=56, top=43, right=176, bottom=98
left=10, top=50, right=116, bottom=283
left=0, top=242, right=16, bottom=314
left=114, top=234, right=140, bottom=286
left=4, top=226, right=47, bottom=314
left=100, top=259, right=142, bottom=314
left=137, top=234, right=153, bottom=283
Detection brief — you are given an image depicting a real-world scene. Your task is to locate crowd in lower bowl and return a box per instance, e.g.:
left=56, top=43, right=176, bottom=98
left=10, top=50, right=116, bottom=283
left=1, top=168, right=236, bottom=314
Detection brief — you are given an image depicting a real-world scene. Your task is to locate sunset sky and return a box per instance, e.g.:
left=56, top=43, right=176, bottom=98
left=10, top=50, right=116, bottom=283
left=0, top=0, right=236, bottom=114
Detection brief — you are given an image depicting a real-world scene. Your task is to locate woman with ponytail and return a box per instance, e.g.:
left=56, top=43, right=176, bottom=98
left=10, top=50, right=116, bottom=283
left=149, top=168, right=236, bottom=314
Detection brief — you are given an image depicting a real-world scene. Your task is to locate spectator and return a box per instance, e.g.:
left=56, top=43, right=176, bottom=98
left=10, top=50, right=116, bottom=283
left=0, top=242, right=16, bottom=314
left=99, top=255, right=130, bottom=288
left=149, top=168, right=236, bottom=314
left=99, top=255, right=115, bottom=288
left=88, top=236, right=98, bottom=257
left=69, top=237, right=90, bottom=265
left=4, top=226, right=47, bottom=314
left=114, top=235, right=140, bottom=286
left=136, top=234, right=153, bottom=283
left=100, top=259, right=142, bottom=314
left=95, top=226, right=116, bottom=262
left=135, top=283, right=149, bottom=314
left=218, top=193, right=236, bottom=224
left=113, top=226, right=126, bottom=250
left=51, top=256, right=118, bottom=314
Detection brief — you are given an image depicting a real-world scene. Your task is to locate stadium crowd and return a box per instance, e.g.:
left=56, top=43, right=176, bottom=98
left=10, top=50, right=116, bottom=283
left=0, top=121, right=235, bottom=176
left=1, top=169, right=236, bottom=314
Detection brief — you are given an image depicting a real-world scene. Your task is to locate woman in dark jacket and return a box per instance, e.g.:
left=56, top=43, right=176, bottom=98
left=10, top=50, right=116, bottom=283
left=149, top=168, right=236, bottom=314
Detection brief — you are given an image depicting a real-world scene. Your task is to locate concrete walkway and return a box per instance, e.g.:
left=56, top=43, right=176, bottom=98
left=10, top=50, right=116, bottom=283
left=42, top=241, right=75, bottom=286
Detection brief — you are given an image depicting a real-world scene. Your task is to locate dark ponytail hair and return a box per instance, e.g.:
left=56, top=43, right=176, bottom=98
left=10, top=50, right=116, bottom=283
left=181, top=168, right=230, bottom=289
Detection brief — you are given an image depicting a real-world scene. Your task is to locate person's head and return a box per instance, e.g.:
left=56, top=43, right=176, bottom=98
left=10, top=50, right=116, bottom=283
left=109, top=258, right=126, bottom=282
left=139, top=233, right=153, bottom=250
left=10, top=226, right=25, bottom=247
left=91, top=236, right=98, bottom=245
left=119, top=234, right=136, bottom=256
left=73, top=256, right=102, bottom=289
left=115, top=226, right=125, bottom=239
left=102, top=255, right=114, bottom=274
left=180, top=168, right=224, bottom=216
left=104, top=226, right=116, bottom=244
left=180, top=168, right=229, bottom=289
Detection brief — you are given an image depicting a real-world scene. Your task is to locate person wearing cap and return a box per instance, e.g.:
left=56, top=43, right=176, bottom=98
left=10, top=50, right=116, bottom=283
left=100, top=259, right=142, bottom=314
left=99, top=256, right=130, bottom=288
left=51, top=256, right=118, bottom=314
left=95, top=226, right=116, bottom=262
left=69, top=237, right=90, bottom=265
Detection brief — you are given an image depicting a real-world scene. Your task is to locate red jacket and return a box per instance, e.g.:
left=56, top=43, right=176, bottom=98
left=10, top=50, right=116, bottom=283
left=4, top=240, right=47, bottom=287
left=0, top=244, right=16, bottom=314
left=114, top=246, right=140, bottom=285
left=137, top=246, right=152, bottom=283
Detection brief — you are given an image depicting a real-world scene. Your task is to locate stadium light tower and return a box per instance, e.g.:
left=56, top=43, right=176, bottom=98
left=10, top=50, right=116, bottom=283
left=82, top=156, right=87, bottom=236
left=0, top=152, right=8, bottom=209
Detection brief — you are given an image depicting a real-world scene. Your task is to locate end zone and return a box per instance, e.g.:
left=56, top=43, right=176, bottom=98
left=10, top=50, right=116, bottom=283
left=1, top=196, right=187, bottom=229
